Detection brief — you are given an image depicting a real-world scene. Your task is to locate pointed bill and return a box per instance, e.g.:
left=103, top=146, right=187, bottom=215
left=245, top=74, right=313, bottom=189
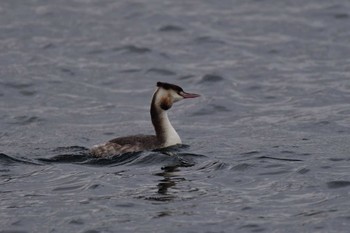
left=179, top=91, right=200, bottom=99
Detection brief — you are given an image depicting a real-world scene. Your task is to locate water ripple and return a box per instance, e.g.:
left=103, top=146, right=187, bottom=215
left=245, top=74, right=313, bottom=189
left=146, top=68, right=176, bottom=76
left=199, top=74, right=224, bottom=83
left=113, top=45, right=152, bottom=54
left=327, top=181, right=350, bottom=189
left=0, top=153, right=40, bottom=166
left=37, top=145, right=205, bottom=168
left=2, top=0, right=350, bottom=232
left=158, top=25, right=184, bottom=32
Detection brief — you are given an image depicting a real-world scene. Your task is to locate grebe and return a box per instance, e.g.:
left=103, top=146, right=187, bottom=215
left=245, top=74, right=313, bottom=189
left=90, top=82, right=200, bottom=157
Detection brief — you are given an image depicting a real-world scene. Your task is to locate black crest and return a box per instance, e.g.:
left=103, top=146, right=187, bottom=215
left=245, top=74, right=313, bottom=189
left=157, top=82, right=183, bottom=93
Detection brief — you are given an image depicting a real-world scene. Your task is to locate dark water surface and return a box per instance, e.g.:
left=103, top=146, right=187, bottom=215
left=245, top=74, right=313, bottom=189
left=1, top=0, right=350, bottom=232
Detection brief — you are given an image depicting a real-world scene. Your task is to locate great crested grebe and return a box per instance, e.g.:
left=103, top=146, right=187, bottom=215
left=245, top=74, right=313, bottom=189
left=90, top=82, right=200, bottom=157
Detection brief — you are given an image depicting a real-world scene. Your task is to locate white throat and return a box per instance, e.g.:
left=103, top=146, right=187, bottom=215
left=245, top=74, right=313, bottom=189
left=157, top=110, right=182, bottom=147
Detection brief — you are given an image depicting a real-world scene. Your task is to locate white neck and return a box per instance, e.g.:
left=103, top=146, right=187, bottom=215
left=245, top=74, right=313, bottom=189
left=156, top=110, right=182, bottom=147
left=150, top=88, right=182, bottom=147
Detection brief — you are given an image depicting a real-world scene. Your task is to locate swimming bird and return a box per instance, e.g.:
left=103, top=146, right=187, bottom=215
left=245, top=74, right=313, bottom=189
left=90, top=82, right=200, bottom=157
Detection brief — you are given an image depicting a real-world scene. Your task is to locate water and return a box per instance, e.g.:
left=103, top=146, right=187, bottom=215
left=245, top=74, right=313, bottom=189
left=1, top=0, right=350, bottom=232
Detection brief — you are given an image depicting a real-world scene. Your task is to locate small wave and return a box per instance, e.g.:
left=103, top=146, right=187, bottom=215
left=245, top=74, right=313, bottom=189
left=38, top=153, right=92, bottom=164
left=19, top=90, right=37, bottom=96
left=82, top=152, right=143, bottom=166
left=0, top=153, right=40, bottom=165
left=327, top=181, right=350, bottom=189
left=239, top=224, right=265, bottom=232
left=9, top=116, right=43, bottom=125
left=241, top=150, right=261, bottom=156
left=42, top=43, right=55, bottom=49
left=0, top=81, right=33, bottom=89
left=153, top=144, right=190, bottom=153
left=146, top=68, right=176, bottom=76
left=297, top=168, right=310, bottom=174
left=211, top=104, right=230, bottom=112
left=113, top=45, right=151, bottom=54
left=158, top=25, right=185, bottom=32
left=88, top=45, right=151, bottom=55
left=194, top=36, right=226, bottom=45
left=240, top=150, right=304, bottom=162
left=334, top=13, right=349, bottom=19
left=119, top=68, right=142, bottom=73
left=199, top=74, right=224, bottom=83
left=60, top=67, right=75, bottom=76
left=258, top=170, right=290, bottom=176
left=191, top=104, right=230, bottom=116
left=38, top=146, right=90, bottom=164
left=196, top=160, right=229, bottom=171
left=257, top=156, right=303, bottom=162
left=128, top=144, right=204, bottom=167
left=231, top=163, right=254, bottom=171
left=178, top=74, right=195, bottom=80
left=38, top=145, right=204, bottom=168
left=9, top=116, right=44, bottom=125
left=130, top=152, right=200, bottom=168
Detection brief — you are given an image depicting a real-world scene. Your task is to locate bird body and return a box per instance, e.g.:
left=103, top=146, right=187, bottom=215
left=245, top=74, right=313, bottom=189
left=90, top=82, right=199, bottom=157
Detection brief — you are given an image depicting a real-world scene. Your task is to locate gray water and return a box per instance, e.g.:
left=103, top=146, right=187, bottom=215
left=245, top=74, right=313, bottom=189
left=1, top=0, right=350, bottom=232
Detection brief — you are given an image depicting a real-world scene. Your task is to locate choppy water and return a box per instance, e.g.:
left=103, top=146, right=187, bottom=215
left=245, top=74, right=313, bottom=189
left=1, top=0, right=350, bottom=232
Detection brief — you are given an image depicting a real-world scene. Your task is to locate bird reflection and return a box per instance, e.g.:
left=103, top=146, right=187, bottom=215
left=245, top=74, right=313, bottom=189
left=150, top=151, right=195, bottom=202
left=157, top=166, right=179, bottom=195
left=152, top=165, right=188, bottom=201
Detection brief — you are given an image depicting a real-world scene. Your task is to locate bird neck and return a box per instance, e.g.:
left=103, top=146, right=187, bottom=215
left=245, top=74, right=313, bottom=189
left=150, top=90, right=181, bottom=147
